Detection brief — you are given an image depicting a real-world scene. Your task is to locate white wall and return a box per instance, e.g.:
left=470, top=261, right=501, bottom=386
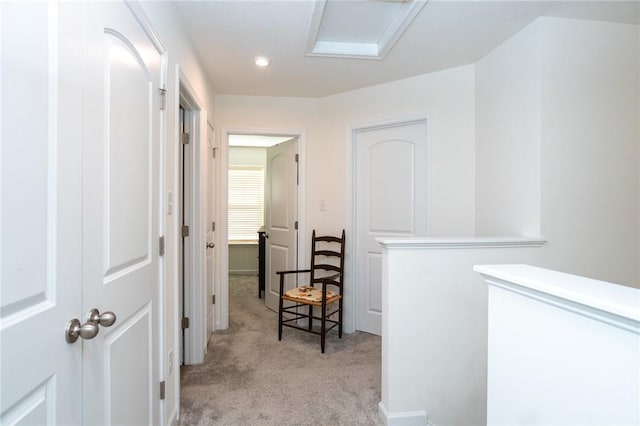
left=214, top=95, right=320, bottom=260
left=475, top=21, right=542, bottom=236
left=474, top=17, right=639, bottom=288
left=320, top=65, right=477, bottom=237
left=229, top=146, right=266, bottom=167
left=138, top=3, right=216, bottom=424
left=215, top=96, right=319, bottom=138
left=539, top=18, right=639, bottom=287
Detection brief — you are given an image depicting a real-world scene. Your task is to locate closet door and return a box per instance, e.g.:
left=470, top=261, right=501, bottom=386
left=1, top=2, right=83, bottom=424
left=355, top=119, right=429, bottom=335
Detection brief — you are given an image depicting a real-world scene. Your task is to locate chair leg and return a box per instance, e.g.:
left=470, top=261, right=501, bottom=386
left=338, top=298, right=343, bottom=339
left=278, top=297, right=284, bottom=341
left=308, top=306, right=313, bottom=330
left=321, top=299, right=327, bottom=353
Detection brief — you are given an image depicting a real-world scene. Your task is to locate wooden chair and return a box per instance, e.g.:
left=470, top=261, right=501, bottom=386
left=277, top=230, right=345, bottom=353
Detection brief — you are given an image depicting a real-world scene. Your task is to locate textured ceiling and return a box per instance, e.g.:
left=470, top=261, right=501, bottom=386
left=174, top=0, right=640, bottom=98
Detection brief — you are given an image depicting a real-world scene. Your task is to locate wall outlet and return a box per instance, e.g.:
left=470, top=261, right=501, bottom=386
left=168, top=349, right=174, bottom=375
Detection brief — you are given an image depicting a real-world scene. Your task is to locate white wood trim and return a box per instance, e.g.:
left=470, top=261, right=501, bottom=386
left=377, top=0, right=428, bottom=58
left=305, top=0, right=428, bottom=60
left=178, top=69, right=207, bottom=366
left=378, top=402, right=428, bottom=426
left=475, top=264, right=640, bottom=331
left=217, top=132, right=230, bottom=330
left=378, top=236, right=547, bottom=250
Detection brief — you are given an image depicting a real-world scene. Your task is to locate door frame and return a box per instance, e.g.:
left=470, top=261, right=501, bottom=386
left=205, top=121, right=217, bottom=338
left=174, top=66, right=210, bottom=368
left=219, top=128, right=307, bottom=330
left=347, top=117, right=433, bottom=334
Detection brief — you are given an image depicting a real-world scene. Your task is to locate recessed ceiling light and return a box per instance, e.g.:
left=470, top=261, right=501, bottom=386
left=254, top=56, right=270, bottom=67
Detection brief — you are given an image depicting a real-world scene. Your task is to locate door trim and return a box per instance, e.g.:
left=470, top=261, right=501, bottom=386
left=219, top=128, right=307, bottom=330
left=174, top=66, right=209, bottom=371
left=347, top=117, right=433, bottom=334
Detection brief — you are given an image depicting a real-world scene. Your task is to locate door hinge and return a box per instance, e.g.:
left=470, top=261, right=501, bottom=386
left=182, top=132, right=190, bottom=145
left=159, top=236, right=165, bottom=256
left=295, top=153, right=299, bottom=163
left=182, top=225, right=189, bottom=238
left=212, top=147, right=217, bottom=158
left=212, top=295, right=215, bottom=305
left=159, top=381, right=166, bottom=400
left=212, top=222, right=215, bottom=232
left=294, top=221, right=299, bottom=230
left=158, top=87, right=167, bottom=111
left=182, top=317, right=190, bottom=329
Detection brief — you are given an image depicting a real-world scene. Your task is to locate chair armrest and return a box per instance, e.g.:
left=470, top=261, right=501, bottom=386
left=276, top=269, right=311, bottom=276
left=278, top=269, right=311, bottom=295
left=320, top=272, right=343, bottom=295
left=321, top=272, right=342, bottom=281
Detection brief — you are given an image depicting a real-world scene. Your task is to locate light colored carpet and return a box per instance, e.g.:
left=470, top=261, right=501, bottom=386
left=178, top=274, right=383, bottom=426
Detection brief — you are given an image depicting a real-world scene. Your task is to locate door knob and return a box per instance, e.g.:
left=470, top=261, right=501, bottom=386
left=206, top=242, right=215, bottom=248
left=65, top=318, right=99, bottom=343
left=86, top=308, right=117, bottom=327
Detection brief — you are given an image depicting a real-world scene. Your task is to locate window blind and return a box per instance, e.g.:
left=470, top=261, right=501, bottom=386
left=228, top=166, right=264, bottom=242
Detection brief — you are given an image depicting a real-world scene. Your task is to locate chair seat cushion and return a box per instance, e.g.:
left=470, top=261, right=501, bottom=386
left=283, top=285, right=341, bottom=305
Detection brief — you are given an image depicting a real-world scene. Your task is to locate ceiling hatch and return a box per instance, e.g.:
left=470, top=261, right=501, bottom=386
left=305, top=0, right=428, bottom=60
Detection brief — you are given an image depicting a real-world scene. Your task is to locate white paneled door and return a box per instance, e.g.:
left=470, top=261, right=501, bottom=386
left=1, top=2, right=165, bottom=425
left=82, top=2, right=164, bottom=424
left=355, top=119, right=429, bottom=335
left=1, top=2, right=83, bottom=424
left=264, top=139, right=299, bottom=312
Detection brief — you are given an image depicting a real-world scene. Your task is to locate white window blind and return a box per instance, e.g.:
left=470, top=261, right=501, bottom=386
left=228, top=166, right=264, bottom=242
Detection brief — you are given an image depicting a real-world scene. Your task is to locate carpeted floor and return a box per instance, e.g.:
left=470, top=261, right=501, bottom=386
left=178, top=274, right=383, bottom=426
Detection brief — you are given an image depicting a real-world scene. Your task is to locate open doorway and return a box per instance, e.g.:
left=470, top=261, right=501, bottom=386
left=218, top=130, right=307, bottom=328
left=227, top=135, right=298, bottom=312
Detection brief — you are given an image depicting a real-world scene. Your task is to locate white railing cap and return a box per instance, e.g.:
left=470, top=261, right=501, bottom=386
left=377, top=236, right=546, bottom=249
left=475, top=264, right=640, bottom=323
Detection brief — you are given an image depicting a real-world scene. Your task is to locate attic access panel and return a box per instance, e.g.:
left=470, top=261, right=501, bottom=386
left=306, top=0, right=428, bottom=59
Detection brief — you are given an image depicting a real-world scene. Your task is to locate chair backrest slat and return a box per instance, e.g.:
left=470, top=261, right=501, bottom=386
left=309, top=229, right=345, bottom=291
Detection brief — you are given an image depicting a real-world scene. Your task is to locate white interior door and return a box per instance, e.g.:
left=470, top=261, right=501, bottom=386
left=355, top=119, right=429, bottom=335
left=264, top=138, right=299, bottom=311
left=1, top=2, right=83, bottom=424
left=82, top=2, right=164, bottom=424
left=206, top=122, right=216, bottom=336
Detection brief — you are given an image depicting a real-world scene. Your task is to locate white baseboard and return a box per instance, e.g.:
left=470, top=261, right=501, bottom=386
left=378, top=401, right=429, bottom=426
left=168, top=407, right=178, bottom=426
left=229, top=269, right=257, bottom=275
